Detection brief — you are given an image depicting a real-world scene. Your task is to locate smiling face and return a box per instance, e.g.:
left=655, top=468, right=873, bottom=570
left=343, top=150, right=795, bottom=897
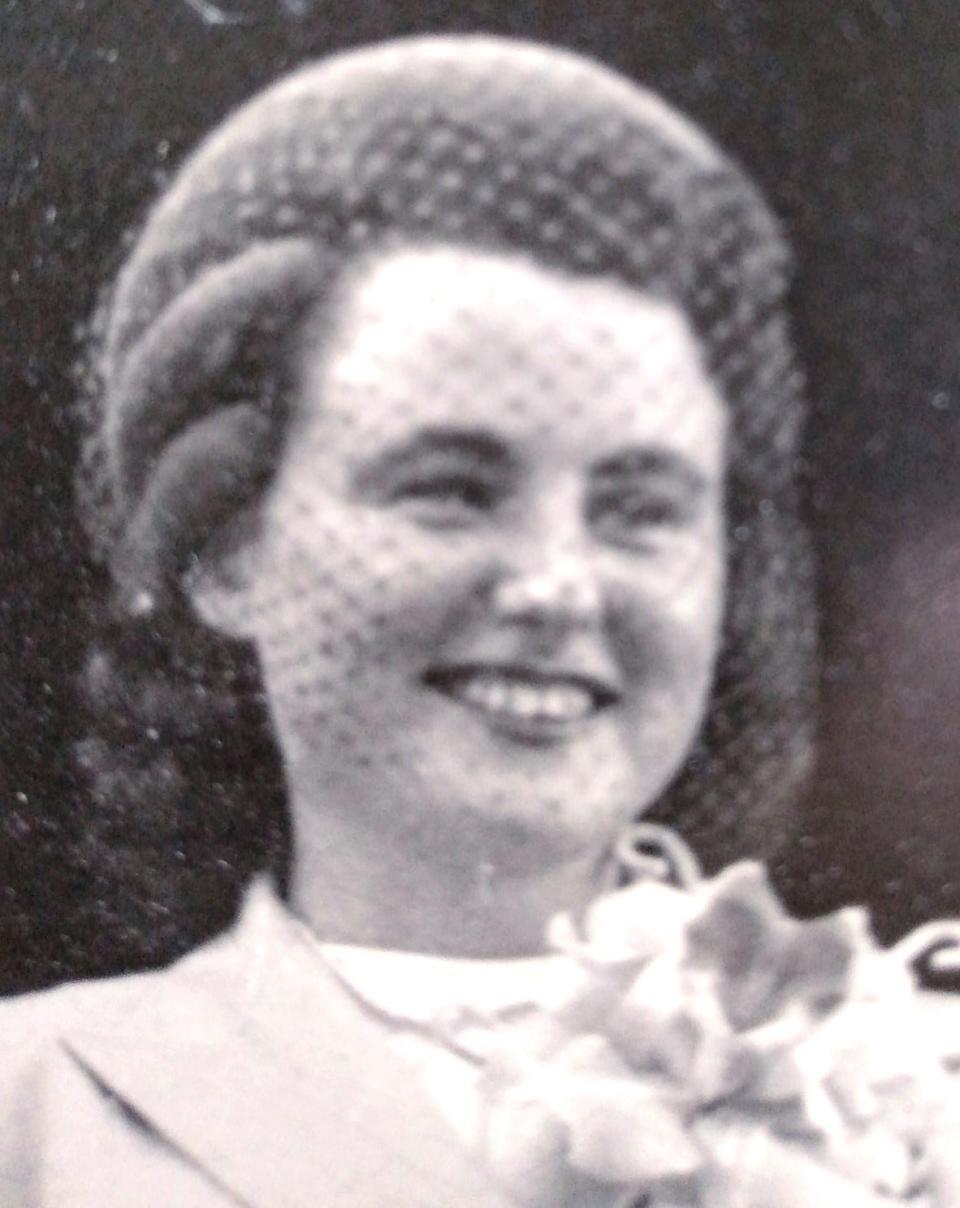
left=193, top=244, right=727, bottom=876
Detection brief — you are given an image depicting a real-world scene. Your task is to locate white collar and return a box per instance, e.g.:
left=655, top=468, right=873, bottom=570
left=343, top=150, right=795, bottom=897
left=316, top=941, right=572, bottom=1026
left=241, top=876, right=581, bottom=1030
left=253, top=881, right=572, bottom=1026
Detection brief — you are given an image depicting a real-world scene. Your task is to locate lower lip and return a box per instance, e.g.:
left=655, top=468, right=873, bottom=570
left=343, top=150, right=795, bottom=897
left=479, top=709, right=593, bottom=746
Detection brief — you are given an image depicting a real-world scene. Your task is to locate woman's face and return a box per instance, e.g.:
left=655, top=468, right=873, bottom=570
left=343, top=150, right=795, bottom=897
left=196, top=244, right=727, bottom=874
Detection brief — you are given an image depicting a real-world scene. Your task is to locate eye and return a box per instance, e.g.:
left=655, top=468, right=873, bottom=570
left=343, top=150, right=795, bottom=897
left=391, top=473, right=499, bottom=526
left=588, top=488, right=689, bottom=548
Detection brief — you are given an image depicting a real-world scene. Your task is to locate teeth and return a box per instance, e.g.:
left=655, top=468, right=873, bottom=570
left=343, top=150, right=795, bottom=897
left=511, top=685, right=540, bottom=718
left=546, top=686, right=592, bottom=720
left=453, top=675, right=596, bottom=721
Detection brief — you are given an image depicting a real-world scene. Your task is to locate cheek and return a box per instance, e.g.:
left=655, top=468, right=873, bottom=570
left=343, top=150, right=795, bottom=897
left=614, top=533, right=726, bottom=703
left=250, top=502, right=484, bottom=706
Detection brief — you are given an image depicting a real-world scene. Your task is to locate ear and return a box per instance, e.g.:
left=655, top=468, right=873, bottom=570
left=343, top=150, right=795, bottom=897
left=181, top=507, right=265, bottom=640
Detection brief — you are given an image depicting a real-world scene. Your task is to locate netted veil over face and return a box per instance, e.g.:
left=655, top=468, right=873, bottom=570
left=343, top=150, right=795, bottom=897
left=78, top=34, right=815, bottom=928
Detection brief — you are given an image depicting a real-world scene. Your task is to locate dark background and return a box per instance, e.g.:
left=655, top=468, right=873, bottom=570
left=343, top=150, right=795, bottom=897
left=2, top=0, right=959, bottom=992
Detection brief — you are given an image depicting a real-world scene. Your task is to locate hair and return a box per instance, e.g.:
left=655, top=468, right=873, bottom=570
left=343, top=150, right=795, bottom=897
left=73, top=35, right=816, bottom=972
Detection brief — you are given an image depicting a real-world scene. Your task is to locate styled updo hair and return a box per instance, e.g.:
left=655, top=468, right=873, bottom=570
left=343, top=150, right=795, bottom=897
left=75, top=35, right=816, bottom=969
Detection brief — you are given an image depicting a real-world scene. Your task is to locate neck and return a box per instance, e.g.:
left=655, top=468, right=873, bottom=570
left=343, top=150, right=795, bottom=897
left=286, top=793, right=616, bottom=959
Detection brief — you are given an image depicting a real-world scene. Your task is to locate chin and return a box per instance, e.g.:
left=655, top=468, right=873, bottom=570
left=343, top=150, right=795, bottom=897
left=441, top=784, right=635, bottom=874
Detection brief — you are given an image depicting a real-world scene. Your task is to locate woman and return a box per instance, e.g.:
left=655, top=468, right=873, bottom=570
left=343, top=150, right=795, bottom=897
left=1, top=34, right=817, bottom=1207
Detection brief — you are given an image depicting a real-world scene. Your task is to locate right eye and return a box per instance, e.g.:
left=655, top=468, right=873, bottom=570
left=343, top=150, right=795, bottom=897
left=391, top=475, right=498, bottom=526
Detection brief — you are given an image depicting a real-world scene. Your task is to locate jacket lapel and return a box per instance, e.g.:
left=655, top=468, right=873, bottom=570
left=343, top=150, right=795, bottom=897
left=64, top=884, right=514, bottom=1208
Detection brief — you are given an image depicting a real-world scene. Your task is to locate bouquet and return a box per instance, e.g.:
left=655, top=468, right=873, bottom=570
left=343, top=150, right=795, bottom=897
left=474, top=827, right=960, bottom=1207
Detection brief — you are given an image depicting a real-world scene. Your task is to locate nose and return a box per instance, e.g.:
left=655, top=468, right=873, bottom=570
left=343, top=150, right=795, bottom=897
left=492, top=540, right=603, bottom=632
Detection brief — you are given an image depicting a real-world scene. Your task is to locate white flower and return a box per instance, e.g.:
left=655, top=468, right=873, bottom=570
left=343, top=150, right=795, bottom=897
left=475, top=854, right=960, bottom=1206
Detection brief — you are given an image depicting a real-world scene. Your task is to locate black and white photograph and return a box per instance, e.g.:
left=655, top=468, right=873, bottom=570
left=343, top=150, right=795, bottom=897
left=2, top=3, right=960, bottom=1204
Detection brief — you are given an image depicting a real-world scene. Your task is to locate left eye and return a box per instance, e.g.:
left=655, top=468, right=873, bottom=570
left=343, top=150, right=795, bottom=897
left=589, top=492, right=686, bottom=545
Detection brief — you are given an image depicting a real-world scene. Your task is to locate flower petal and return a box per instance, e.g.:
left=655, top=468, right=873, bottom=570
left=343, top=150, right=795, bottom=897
left=775, top=908, right=865, bottom=1017
left=697, top=1119, right=896, bottom=1208
left=553, top=1034, right=637, bottom=1079
left=547, top=962, right=641, bottom=1034
left=582, top=881, right=697, bottom=962
left=925, top=1117, right=960, bottom=1207
left=604, top=960, right=716, bottom=1080
left=554, top=1078, right=701, bottom=1185
left=483, top=1089, right=574, bottom=1208
left=828, top=1123, right=913, bottom=1198
left=687, top=863, right=795, bottom=1029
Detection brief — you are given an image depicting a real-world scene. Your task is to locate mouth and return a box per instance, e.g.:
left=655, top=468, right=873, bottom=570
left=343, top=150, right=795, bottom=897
left=422, top=663, right=620, bottom=741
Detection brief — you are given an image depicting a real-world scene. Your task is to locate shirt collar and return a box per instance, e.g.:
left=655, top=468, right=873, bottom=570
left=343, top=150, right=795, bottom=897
left=252, top=880, right=573, bottom=1027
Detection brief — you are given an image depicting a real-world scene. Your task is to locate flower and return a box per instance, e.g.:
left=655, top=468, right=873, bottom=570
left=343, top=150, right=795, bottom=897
left=685, top=863, right=864, bottom=1029
left=476, top=858, right=960, bottom=1207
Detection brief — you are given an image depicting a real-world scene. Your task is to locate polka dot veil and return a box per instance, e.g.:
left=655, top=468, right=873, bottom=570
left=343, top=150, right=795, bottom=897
left=77, top=34, right=815, bottom=890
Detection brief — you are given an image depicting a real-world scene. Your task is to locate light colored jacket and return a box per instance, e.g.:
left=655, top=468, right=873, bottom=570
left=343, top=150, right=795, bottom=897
left=0, top=883, right=514, bottom=1207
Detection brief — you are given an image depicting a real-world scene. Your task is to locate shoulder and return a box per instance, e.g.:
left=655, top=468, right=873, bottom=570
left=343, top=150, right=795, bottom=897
left=0, top=877, right=290, bottom=1056
left=0, top=911, right=255, bottom=1064
left=0, top=967, right=133, bottom=1045
left=0, top=965, right=188, bottom=1088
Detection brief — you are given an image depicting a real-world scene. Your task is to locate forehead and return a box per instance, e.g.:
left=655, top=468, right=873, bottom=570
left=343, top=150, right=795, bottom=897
left=293, top=244, right=724, bottom=453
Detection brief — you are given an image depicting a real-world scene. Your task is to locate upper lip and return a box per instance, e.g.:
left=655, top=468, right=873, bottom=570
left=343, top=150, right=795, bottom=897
left=421, top=662, right=622, bottom=709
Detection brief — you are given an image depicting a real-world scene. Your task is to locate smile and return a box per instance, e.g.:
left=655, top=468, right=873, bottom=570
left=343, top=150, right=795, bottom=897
left=422, top=665, right=619, bottom=734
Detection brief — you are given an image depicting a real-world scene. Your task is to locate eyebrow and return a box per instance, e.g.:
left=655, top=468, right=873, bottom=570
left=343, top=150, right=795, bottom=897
left=352, top=426, right=513, bottom=490
left=591, top=447, right=712, bottom=495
